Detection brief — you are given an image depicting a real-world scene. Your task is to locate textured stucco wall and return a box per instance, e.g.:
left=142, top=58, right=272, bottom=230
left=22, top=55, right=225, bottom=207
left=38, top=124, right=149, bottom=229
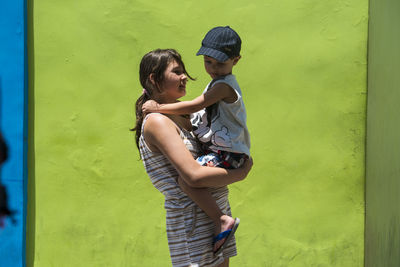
left=29, top=0, right=368, bottom=266
left=365, top=0, right=400, bottom=266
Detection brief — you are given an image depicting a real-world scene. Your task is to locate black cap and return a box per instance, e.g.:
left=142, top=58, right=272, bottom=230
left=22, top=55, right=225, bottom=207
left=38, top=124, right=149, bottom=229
left=196, top=26, right=241, bottom=62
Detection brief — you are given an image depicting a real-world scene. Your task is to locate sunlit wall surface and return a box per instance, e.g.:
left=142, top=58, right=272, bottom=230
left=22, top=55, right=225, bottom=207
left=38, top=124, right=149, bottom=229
left=28, top=0, right=367, bottom=266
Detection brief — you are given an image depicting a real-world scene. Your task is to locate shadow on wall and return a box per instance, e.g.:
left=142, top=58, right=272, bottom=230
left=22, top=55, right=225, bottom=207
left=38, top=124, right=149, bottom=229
left=26, top=0, right=36, bottom=265
left=0, top=121, right=17, bottom=226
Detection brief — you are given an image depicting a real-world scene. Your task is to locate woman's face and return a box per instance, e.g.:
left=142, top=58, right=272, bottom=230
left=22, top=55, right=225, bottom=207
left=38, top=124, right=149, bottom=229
left=160, top=60, right=187, bottom=102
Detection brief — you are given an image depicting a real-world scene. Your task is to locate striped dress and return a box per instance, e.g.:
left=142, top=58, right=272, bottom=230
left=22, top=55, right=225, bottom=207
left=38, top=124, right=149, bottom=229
left=139, top=114, right=237, bottom=267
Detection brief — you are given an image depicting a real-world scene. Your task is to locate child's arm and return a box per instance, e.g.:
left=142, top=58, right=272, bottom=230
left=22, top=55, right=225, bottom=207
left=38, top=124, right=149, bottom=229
left=143, top=113, right=253, bottom=187
left=142, top=83, right=238, bottom=115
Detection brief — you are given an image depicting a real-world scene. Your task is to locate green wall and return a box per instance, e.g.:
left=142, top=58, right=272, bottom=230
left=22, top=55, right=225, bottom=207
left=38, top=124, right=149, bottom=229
left=365, top=0, right=400, bottom=266
left=28, top=0, right=368, bottom=266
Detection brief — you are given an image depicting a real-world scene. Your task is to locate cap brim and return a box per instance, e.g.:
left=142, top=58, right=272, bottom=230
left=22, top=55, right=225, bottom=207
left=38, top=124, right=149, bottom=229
left=196, top=46, right=229, bottom=62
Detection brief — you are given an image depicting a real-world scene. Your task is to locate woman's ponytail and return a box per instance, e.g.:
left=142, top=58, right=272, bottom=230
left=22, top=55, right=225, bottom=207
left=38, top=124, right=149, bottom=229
left=131, top=92, right=150, bottom=149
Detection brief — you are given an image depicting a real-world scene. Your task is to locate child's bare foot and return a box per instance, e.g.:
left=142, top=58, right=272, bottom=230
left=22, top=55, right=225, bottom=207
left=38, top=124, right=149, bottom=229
left=213, top=215, right=236, bottom=252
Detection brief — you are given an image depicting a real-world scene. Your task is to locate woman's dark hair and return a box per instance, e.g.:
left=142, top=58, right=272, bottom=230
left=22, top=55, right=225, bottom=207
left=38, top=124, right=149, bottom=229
left=131, top=49, right=194, bottom=149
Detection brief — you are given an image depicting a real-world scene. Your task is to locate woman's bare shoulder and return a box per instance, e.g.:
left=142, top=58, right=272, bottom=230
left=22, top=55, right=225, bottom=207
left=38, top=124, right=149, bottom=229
left=143, top=113, right=179, bottom=137
left=143, top=113, right=183, bottom=152
left=145, top=113, right=173, bottom=128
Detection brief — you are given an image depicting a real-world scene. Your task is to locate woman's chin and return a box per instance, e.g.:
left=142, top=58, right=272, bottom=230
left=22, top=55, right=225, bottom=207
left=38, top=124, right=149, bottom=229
left=179, top=89, right=186, bottom=97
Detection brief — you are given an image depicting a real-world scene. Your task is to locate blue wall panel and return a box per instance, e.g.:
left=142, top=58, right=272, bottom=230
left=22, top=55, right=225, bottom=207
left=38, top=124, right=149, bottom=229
left=0, top=0, right=27, bottom=266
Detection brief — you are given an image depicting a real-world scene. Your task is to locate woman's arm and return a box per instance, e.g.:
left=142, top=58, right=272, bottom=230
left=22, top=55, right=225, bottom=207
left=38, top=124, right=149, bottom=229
left=142, top=83, right=237, bottom=115
left=143, top=113, right=252, bottom=187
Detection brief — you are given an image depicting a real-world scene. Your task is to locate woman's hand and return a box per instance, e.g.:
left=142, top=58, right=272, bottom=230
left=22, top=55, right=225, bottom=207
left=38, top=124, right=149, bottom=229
left=242, top=156, right=253, bottom=177
left=142, top=100, right=160, bottom=114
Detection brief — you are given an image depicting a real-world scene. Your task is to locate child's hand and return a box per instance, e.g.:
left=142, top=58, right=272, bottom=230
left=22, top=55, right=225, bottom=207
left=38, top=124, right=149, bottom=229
left=142, top=100, right=160, bottom=114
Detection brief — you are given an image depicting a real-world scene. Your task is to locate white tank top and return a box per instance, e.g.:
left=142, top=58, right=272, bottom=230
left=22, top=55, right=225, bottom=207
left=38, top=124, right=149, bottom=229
left=191, top=74, right=251, bottom=156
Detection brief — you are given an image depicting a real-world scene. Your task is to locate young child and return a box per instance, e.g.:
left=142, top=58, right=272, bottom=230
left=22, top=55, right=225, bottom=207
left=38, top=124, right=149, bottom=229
left=143, top=26, right=251, bottom=254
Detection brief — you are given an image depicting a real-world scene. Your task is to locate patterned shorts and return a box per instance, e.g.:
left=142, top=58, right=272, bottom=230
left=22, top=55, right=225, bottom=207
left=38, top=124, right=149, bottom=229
left=196, top=150, right=248, bottom=169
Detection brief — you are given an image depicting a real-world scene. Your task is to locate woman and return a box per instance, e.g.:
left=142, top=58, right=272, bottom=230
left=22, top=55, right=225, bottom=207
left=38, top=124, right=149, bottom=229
left=132, top=49, right=252, bottom=267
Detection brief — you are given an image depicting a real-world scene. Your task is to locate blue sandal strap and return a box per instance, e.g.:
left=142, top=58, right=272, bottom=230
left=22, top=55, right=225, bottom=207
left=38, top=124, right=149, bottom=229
left=213, top=229, right=232, bottom=244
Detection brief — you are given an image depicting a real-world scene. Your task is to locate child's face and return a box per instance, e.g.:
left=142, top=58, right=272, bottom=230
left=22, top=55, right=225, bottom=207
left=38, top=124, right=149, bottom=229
left=203, top=55, right=240, bottom=79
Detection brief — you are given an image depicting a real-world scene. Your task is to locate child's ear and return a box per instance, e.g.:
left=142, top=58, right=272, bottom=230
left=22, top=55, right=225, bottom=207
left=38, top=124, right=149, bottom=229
left=233, top=56, right=241, bottom=65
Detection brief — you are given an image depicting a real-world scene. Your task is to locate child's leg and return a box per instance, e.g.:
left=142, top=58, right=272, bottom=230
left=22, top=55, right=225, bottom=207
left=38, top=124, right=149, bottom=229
left=178, top=176, right=235, bottom=251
